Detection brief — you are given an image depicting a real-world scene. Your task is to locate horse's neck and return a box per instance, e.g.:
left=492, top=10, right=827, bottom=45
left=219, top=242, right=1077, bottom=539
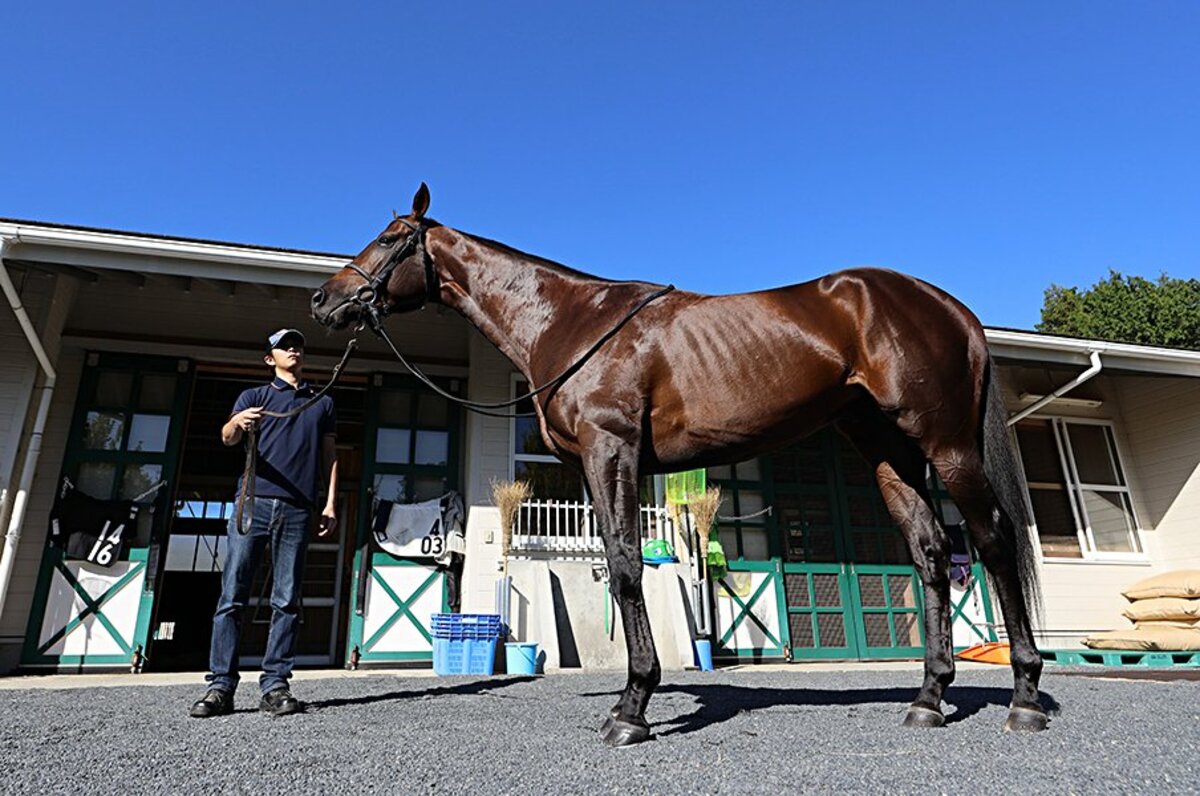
left=429, top=228, right=638, bottom=383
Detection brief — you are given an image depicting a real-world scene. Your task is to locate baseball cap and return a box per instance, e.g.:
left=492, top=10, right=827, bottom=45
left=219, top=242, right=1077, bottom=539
left=266, top=328, right=306, bottom=352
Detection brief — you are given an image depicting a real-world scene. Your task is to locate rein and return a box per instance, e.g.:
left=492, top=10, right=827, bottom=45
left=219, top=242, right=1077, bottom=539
left=234, top=333, right=359, bottom=535
left=334, top=217, right=675, bottom=419
left=370, top=284, right=675, bottom=419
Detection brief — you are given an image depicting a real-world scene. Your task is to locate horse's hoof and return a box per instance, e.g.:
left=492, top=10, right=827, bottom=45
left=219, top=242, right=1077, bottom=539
left=902, top=706, right=946, bottom=728
left=1003, top=706, right=1048, bottom=733
left=599, top=715, right=651, bottom=747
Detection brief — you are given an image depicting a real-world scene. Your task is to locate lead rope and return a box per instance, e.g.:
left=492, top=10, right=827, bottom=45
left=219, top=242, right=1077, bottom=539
left=234, top=334, right=359, bottom=535
left=369, top=284, right=675, bottom=419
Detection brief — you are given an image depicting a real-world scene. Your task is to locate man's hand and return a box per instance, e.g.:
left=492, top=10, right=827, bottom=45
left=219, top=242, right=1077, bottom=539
left=318, top=505, right=338, bottom=537
left=233, top=406, right=265, bottom=431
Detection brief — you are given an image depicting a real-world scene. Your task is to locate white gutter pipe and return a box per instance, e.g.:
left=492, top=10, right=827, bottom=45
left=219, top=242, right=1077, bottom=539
left=0, top=238, right=58, bottom=623
left=1006, top=350, right=1103, bottom=426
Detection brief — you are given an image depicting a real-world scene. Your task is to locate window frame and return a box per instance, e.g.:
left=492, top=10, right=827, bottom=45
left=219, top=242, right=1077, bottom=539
left=508, top=374, right=586, bottom=501
left=1014, top=415, right=1146, bottom=564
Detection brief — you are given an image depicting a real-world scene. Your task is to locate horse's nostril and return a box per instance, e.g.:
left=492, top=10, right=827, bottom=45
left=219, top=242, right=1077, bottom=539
left=311, top=289, right=326, bottom=307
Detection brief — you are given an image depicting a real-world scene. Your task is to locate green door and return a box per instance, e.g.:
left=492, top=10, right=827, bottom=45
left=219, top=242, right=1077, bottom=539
left=346, top=372, right=462, bottom=664
left=712, top=429, right=993, bottom=662
left=23, top=353, right=192, bottom=669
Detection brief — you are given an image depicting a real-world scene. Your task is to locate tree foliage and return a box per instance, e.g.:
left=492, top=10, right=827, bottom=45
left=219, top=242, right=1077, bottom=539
left=1037, top=270, right=1200, bottom=349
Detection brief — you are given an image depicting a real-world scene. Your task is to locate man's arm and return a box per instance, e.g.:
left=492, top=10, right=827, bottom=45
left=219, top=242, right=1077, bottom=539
left=221, top=407, right=264, bottom=446
left=318, top=434, right=338, bottom=536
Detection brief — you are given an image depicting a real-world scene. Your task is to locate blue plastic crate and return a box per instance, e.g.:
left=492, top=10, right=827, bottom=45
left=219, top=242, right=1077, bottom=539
left=433, top=636, right=498, bottom=675
left=431, top=613, right=502, bottom=640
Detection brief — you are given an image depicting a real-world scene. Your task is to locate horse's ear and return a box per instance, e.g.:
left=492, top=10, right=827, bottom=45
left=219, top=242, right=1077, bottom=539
left=412, top=182, right=431, bottom=218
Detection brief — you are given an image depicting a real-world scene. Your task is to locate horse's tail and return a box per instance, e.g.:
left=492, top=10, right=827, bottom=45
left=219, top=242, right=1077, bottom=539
left=981, top=354, right=1042, bottom=620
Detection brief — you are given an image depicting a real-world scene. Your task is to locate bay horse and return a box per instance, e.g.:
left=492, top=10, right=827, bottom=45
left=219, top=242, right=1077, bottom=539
left=312, top=184, right=1047, bottom=746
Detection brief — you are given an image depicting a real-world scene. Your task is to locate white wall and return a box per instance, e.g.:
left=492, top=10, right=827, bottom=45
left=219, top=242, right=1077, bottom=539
left=0, top=269, right=80, bottom=670
left=999, top=372, right=1200, bottom=647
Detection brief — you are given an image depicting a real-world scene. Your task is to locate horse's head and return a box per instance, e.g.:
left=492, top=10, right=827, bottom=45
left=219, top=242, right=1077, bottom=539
left=311, top=183, right=438, bottom=330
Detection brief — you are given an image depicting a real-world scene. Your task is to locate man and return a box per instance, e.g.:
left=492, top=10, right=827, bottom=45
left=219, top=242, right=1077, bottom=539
left=190, top=328, right=338, bottom=718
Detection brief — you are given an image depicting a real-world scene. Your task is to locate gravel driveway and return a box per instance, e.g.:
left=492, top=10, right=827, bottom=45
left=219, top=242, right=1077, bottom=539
left=2, top=665, right=1194, bottom=794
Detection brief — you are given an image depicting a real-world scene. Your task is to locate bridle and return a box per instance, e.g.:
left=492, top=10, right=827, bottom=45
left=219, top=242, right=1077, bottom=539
left=330, top=217, right=437, bottom=328
left=323, top=218, right=675, bottom=419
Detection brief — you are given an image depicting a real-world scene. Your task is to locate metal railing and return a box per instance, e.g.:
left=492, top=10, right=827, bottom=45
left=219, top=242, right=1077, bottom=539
left=511, top=500, right=681, bottom=556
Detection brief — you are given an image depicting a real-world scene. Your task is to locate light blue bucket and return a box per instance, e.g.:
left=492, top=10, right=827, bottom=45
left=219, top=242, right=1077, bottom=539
left=694, top=639, right=714, bottom=672
left=505, top=642, right=539, bottom=675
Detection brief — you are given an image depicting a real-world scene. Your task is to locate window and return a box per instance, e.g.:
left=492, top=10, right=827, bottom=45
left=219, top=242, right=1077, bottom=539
left=511, top=378, right=583, bottom=501
left=707, top=459, right=772, bottom=561
left=1014, top=418, right=1142, bottom=559
left=371, top=382, right=457, bottom=503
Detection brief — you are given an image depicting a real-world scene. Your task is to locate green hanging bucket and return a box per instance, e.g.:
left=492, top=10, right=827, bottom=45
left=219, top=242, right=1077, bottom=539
left=665, top=469, right=706, bottom=505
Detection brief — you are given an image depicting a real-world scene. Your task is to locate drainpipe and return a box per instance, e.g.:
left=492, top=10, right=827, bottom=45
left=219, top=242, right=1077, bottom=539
left=1006, top=350, right=1103, bottom=426
left=0, top=238, right=58, bottom=623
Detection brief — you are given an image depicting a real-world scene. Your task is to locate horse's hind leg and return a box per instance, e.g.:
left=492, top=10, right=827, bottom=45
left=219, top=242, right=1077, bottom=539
left=837, top=411, right=955, bottom=727
left=930, top=449, right=1048, bottom=732
left=578, top=422, right=660, bottom=747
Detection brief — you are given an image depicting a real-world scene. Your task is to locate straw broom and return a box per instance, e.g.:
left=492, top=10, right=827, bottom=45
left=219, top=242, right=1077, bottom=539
left=492, top=478, right=531, bottom=577
left=688, top=487, right=722, bottom=580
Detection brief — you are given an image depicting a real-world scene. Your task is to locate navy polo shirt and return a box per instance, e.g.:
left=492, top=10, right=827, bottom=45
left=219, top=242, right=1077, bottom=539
left=232, top=377, right=336, bottom=508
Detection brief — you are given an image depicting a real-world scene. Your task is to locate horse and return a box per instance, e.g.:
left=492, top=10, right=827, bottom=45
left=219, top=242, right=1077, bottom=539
left=311, top=184, right=1047, bottom=746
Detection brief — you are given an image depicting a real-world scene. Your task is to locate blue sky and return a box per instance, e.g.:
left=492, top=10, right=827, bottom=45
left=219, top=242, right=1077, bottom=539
left=2, top=2, right=1197, bottom=330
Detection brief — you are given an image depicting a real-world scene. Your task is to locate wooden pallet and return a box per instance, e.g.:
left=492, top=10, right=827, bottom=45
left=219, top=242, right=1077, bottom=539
left=1041, top=648, right=1200, bottom=667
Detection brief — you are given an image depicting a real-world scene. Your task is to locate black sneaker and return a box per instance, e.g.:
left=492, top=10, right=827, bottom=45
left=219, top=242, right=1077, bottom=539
left=259, top=687, right=302, bottom=716
left=189, top=689, right=234, bottom=718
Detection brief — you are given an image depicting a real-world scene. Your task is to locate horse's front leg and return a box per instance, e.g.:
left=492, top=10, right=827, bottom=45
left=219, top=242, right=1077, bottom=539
left=579, top=422, right=659, bottom=747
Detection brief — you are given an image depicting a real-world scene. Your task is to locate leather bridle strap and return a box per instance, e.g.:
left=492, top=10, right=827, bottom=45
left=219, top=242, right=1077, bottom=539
left=333, top=219, right=437, bottom=328
left=369, top=284, right=675, bottom=419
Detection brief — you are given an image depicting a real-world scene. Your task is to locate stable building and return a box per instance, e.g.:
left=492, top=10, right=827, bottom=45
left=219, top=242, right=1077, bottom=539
left=1, top=218, right=1198, bottom=674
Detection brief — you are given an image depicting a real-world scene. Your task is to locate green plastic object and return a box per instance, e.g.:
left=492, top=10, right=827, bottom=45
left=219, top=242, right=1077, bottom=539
left=706, top=539, right=728, bottom=580
left=665, top=469, right=706, bottom=505
left=642, top=538, right=675, bottom=559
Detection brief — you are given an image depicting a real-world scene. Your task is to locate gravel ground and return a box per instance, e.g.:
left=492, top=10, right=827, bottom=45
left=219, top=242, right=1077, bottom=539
left=1, top=666, right=1196, bottom=795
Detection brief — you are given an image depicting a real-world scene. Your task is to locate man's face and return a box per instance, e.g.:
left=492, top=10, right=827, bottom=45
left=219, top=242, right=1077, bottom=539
left=267, top=336, right=305, bottom=371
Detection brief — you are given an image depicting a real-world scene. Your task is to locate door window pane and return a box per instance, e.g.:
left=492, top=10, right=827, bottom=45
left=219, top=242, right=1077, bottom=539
left=373, top=474, right=407, bottom=503
left=84, top=411, right=125, bottom=450
left=734, top=459, right=762, bottom=481
left=95, top=371, right=132, bottom=406
left=416, top=395, right=449, bottom=427
left=740, top=527, right=770, bottom=560
left=77, top=462, right=116, bottom=499
left=378, top=392, right=412, bottom=425
left=138, top=374, right=177, bottom=412
left=413, top=477, right=446, bottom=502
left=128, top=414, right=171, bottom=452
left=121, top=464, right=163, bottom=501
left=414, top=430, right=449, bottom=465
left=375, top=429, right=411, bottom=464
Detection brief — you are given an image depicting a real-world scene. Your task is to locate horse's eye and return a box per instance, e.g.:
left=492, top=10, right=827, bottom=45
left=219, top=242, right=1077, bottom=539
left=377, top=235, right=395, bottom=248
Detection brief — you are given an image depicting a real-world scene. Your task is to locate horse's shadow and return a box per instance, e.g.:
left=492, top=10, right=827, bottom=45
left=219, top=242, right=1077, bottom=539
left=588, top=683, right=1061, bottom=738
left=306, top=676, right=539, bottom=712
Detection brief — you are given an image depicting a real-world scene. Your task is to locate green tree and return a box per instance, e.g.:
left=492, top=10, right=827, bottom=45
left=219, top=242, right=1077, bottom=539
left=1037, top=270, right=1200, bottom=349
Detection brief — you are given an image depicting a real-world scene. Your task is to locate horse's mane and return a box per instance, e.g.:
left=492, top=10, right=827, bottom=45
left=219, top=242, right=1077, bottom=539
left=459, top=229, right=651, bottom=287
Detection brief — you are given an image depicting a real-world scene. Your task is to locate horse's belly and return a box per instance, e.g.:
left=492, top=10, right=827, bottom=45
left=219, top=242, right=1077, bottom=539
left=647, top=379, right=852, bottom=471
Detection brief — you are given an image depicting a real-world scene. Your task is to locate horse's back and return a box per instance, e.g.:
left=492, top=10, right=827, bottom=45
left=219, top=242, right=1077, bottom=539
left=633, top=267, right=988, bottom=467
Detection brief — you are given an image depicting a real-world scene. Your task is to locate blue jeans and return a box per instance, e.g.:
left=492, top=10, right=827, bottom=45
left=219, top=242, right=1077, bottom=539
left=206, top=497, right=311, bottom=696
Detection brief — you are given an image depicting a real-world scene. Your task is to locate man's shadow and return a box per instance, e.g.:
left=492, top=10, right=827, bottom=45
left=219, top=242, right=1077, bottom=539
left=588, top=683, right=1060, bottom=738
left=306, top=676, right=539, bottom=712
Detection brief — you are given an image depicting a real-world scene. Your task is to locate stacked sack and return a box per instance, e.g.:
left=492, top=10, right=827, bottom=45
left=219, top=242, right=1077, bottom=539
left=1084, top=569, right=1200, bottom=651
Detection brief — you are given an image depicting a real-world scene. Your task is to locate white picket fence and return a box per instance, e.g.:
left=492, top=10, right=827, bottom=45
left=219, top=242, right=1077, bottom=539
left=511, top=500, right=682, bottom=556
